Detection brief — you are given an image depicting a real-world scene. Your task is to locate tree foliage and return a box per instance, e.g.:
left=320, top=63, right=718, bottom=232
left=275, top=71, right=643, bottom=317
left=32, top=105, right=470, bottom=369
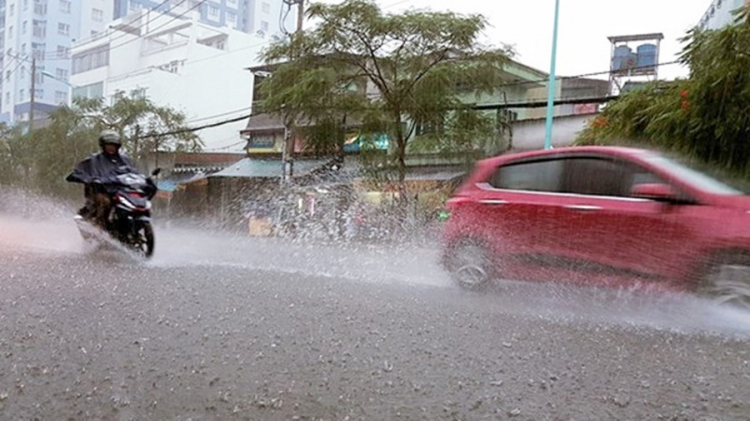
left=0, top=96, right=201, bottom=198
left=259, top=0, right=512, bottom=184
left=577, top=5, right=750, bottom=175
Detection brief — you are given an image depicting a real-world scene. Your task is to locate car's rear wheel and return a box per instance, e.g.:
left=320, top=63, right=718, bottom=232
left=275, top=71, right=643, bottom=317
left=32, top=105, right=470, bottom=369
left=698, top=253, right=750, bottom=310
left=444, top=240, right=493, bottom=291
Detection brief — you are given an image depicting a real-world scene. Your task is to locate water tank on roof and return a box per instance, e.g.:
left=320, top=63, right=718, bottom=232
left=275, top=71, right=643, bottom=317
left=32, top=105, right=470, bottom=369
left=613, top=45, right=633, bottom=71
left=636, top=44, right=657, bottom=70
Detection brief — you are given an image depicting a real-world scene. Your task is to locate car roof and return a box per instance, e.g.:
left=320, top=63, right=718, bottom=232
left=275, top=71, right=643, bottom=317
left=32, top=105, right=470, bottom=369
left=479, top=146, right=655, bottom=166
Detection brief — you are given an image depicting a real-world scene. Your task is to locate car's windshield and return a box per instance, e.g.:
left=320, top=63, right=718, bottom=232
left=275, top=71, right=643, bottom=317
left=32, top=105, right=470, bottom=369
left=643, top=155, right=744, bottom=195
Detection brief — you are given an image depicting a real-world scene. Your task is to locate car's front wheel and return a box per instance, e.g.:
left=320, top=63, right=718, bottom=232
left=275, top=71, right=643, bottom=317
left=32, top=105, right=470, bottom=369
left=698, top=252, right=750, bottom=310
left=443, top=240, right=493, bottom=291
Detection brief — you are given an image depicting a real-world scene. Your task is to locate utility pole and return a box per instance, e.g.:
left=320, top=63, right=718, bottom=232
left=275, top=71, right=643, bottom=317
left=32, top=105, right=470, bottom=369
left=29, top=58, right=36, bottom=132
left=543, top=0, right=560, bottom=150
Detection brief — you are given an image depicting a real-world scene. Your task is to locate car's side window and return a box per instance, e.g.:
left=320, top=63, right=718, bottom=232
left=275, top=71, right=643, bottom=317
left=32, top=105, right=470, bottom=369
left=489, top=159, right=564, bottom=192
left=562, top=157, right=669, bottom=198
left=561, top=157, right=633, bottom=197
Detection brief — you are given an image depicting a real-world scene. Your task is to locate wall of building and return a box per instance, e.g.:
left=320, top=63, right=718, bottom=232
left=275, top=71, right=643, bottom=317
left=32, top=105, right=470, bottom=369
left=511, top=113, right=596, bottom=150
left=698, top=0, right=749, bottom=30
left=0, top=0, right=112, bottom=125
left=71, top=10, right=269, bottom=152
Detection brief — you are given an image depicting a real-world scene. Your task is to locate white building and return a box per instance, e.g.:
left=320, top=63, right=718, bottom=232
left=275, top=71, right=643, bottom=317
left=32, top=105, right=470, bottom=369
left=114, top=0, right=296, bottom=38
left=0, top=0, right=113, bottom=125
left=70, top=9, right=273, bottom=152
left=698, top=0, right=750, bottom=30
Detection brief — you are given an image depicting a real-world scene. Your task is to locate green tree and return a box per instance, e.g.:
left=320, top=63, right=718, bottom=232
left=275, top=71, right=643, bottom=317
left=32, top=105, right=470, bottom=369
left=0, top=96, right=201, bottom=199
left=577, top=5, right=750, bottom=175
left=0, top=123, right=34, bottom=188
left=260, top=0, right=512, bottom=186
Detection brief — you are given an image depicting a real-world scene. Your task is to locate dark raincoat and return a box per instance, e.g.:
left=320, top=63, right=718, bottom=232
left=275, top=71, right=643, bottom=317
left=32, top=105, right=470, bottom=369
left=66, top=152, right=139, bottom=186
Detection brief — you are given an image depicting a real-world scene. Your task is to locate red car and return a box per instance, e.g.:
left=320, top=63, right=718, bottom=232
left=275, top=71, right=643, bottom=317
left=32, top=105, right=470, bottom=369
left=442, top=146, right=750, bottom=308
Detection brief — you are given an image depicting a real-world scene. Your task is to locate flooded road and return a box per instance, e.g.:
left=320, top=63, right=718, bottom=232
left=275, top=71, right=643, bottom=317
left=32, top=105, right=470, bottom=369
left=0, top=213, right=749, bottom=419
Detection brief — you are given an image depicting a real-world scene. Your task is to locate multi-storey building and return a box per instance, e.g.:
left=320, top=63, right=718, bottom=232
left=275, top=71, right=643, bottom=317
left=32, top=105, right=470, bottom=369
left=70, top=9, right=269, bottom=151
left=114, top=0, right=295, bottom=38
left=698, top=0, right=750, bottom=30
left=0, top=0, right=113, bottom=125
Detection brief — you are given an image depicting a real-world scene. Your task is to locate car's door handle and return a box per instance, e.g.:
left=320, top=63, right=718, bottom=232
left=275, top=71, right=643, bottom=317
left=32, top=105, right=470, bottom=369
left=479, top=199, right=508, bottom=205
left=564, top=205, right=601, bottom=212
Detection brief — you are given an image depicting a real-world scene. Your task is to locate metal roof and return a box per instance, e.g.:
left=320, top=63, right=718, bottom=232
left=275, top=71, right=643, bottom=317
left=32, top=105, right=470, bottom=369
left=208, top=158, right=330, bottom=178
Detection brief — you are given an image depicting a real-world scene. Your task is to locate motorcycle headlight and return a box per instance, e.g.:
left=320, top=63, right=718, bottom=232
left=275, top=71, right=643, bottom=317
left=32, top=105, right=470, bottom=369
left=117, top=195, right=136, bottom=209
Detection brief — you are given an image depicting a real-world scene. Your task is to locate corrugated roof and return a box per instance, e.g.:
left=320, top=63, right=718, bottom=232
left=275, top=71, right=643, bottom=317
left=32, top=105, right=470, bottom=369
left=208, top=158, right=330, bottom=178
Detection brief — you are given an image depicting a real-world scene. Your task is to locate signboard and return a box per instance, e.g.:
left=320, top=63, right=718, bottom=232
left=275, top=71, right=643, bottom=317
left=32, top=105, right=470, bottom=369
left=246, top=135, right=277, bottom=152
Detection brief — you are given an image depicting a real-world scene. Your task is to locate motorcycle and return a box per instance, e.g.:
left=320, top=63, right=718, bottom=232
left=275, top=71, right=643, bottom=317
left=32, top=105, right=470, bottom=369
left=76, top=168, right=161, bottom=258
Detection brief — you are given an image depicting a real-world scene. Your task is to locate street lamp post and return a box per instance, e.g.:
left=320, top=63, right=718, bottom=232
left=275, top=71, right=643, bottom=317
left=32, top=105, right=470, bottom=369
left=40, top=70, right=76, bottom=105
left=543, top=0, right=561, bottom=150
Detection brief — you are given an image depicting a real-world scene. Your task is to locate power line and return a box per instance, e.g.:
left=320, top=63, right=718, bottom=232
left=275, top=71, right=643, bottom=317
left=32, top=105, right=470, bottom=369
left=44, top=0, right=206, bottom=61
left=203, top=139, right=247, bottom=151
left=176, top=59, right=680, bottom=127
left=495, top=60, right=682, bottom=89
left=62, top=0, right=174, bottom=52
left=142, top=59, right=685, bottom=139
left=186, top=106, right=252, bottom=124
left=144, top=92, right=623, bottom=140
left=382, top=0, right=416, bottom=9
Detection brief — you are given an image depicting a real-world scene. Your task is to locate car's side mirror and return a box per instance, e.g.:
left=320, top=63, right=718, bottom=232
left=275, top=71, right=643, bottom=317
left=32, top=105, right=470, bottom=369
left=631, top=183, right=677, bottom=202
left=151, top=168, right=162, bottom=176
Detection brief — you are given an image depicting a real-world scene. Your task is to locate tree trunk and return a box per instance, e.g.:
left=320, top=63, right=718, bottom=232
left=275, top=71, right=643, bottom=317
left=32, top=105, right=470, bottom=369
left=393, top=112, right=409, bottom=240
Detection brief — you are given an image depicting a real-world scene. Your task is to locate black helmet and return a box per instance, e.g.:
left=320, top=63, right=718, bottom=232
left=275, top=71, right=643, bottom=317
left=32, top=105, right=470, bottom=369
left=99, top=130, right=122, bottom=148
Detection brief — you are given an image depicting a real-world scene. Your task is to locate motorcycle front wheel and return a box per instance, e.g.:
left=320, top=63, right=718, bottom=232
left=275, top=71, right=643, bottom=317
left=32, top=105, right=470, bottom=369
left=132, top=222, right=155, bottom=258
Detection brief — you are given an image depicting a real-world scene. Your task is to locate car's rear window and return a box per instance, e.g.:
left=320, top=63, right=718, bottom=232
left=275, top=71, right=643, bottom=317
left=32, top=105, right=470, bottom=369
left=489, top=159, right=563, bottom=192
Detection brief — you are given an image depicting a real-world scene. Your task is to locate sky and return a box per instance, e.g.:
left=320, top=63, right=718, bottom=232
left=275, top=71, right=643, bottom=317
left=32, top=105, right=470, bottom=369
left=316, top=0, right=712, bottom=81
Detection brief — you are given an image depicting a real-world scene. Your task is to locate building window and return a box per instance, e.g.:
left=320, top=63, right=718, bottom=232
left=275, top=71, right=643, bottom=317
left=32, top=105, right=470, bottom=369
left=5, top=93, right=9, bottom=105
left=260, top=21, right=269, bottom=32
left=209, top=5, right=219, bottom=18
left=5, top=70, right=10, bottom=81
left=92, top=8, right=103, bottom=22
left=9, top=4, right=14, bottom=15
left=262, top=2, right=270, bottom=13
left=58, top=23, right=70, bottom=36
left=23, top=0, right=28, bottom=11
left=32, top=43, right=46, bottom=60
left=19, top=89, right=24, bottom=101
left=34, top=2, right=47, bottom=14
left=129, top=1, right=140, bottom=12
left=22, top=21, right=27, bottom=34
left=33, top=21, right=46, bottom=38
left=72, top=44, right=110, bottom=74
left=72, top=82, right=104, bottom=100
left=20, top=67, right=25, bottom=79
left=8, top=26, right=12, bottom=39
left=34, top=89, right=43, bottom=98
left=227, top=0, right=237, bottom=5
left=57, top=45, right=69, bottom=58
left=60, top=0, right=71, bottom=13
left=55, top=90, right=68, bottom=104
left=55, top=68, right=68, bottom=81
left=21, top=43, right=26, bottom=54
left=226, top=12, right=236, bottom=26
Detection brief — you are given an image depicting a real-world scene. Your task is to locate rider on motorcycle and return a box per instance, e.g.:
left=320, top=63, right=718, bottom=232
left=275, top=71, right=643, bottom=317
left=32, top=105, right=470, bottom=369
left=66, top=130, right=156, bottom=229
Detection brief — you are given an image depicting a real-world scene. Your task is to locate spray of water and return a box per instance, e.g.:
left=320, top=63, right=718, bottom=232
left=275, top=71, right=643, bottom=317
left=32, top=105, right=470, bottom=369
left=1, top=189, right=748, bottom=339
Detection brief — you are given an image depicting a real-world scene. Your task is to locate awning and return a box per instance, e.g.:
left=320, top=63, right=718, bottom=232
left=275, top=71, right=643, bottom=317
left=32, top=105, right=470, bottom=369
left=208, top=157, right=330, bottom=178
